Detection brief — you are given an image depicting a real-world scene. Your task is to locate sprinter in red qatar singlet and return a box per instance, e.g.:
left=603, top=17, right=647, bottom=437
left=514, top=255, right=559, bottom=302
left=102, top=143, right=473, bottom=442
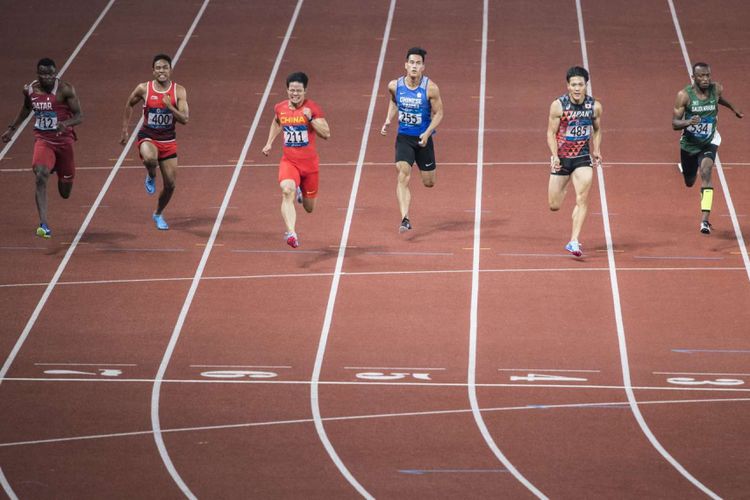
left=121, top=54, right=189, bottom=231
left=262, top=72, right=330, bottom=249
left=2, top=58, right=83, bottom=238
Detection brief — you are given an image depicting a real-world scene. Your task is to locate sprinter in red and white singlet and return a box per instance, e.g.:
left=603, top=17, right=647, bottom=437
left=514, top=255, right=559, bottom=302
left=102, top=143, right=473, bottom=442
left=262, top=72, right=330, bottom=249
left=121, top=53, right=189, bottom=231
left=2, top=58, right=83, bottom=238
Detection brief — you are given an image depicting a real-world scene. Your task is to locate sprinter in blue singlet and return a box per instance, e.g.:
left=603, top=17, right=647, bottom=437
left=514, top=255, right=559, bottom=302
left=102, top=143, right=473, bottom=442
left=381, top=47, right=444, bottom=233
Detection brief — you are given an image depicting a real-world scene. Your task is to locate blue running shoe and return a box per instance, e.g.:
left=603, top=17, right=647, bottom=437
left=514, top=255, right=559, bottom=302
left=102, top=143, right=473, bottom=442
left=296, top=186, right=303, bottom=204
left=145, top=173, right=156, bottom=195
left=153, top=213, right=169, bottom=230
left=36, top=223, right=52, bottom=238
left=565, top=240, right=583, bottom=257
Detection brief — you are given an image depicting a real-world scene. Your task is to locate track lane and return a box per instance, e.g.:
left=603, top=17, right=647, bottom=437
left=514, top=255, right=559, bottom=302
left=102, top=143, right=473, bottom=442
left=151, top=0, right=396, bottom=496
left=583, top=0, right=750, bottom=496
left=471, top=0, right=705, bottom=496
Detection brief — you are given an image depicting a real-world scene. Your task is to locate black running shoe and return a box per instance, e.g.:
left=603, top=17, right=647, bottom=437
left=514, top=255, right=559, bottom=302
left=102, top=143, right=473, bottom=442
left=700, top=221, right=712, bottom=234
left=399, top=217, right=412, bottom=233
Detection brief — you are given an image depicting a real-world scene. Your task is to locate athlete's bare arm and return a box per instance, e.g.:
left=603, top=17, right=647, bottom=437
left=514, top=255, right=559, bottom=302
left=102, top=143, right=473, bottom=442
left=547, top=99, right=563, bottom=172
left=164, top=84, right=189, bottom=125
left=58, top=82, right=83, bottom=133
left=715, top=82, right=744, bottom=118
left=262, top=117, right=282, bottom=156
left=590, top=100, right=603, bottom=166
left=1, top=89, right=32, bottom=143
left=419, top=80, right=443, bottom=147
left=380, top=80, right=398, bottom=135
left=306, top=111, right=330, bottom=141
left=672, top=89, right=700, bottom=130
left=121, top=82, right=147, bottom=144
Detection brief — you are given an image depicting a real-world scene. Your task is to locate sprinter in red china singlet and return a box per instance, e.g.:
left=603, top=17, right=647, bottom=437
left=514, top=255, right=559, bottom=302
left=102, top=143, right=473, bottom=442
left=121, top=54, right=189, bottom=230
left=262, top=72, right=330, bottom=248
left=2, top=58, right=83, bottom=238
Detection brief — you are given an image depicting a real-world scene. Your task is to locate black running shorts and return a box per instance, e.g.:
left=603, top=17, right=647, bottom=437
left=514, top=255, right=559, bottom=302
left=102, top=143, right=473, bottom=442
left=395, top=133, right=436, bottom=171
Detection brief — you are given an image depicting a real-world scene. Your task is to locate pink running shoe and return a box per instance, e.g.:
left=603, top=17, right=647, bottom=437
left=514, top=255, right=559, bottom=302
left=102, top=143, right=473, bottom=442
left=285, top=231, right=299, bottom=248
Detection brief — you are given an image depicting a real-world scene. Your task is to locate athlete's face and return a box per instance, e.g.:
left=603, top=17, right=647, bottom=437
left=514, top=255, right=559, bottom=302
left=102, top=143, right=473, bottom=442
left=567, top=76, right=587, bottom=103
left=693, top=66, right=711, bottom=90
left=405, top=55, right=425, bottom=79
left=37, top=65, right=57, bottom=91
left=152, top=60, right=172, bottom=83
left=287, top=81, right=306, bottom=107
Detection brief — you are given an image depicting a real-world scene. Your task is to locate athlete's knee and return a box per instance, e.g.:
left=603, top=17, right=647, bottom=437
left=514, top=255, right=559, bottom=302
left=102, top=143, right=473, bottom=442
left=684, top=176, right=697, bottom=187
left=549, top=202, right=561, bottom=212
left=280, top=184, right=295, bottom=197
left=143, top=158, right=158, bottom=170
left=422, top=176, right=435, bottom=188
left=163, top=178, right=176, bottom=192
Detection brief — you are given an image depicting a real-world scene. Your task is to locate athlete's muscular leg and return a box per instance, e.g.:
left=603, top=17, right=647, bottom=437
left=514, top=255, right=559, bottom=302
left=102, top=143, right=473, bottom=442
left=302, top=197, right=316, bottom=214
left=33, top=165, right=50, bottom=225
left=139, top=141, right=159, bottom=179
left=547, top=174, right=570, bottom=211
left=420, top=169, right=436, bottom=188
left=396, top=161, right=412, bottom=219
left=280, top=179, right=297, bottom=232
left=58, top=180, right=73, bottom=199
left=157, top=158, right=177, bottom=215
left=569, top=167, right=594, bottom=242
left=699, top=156, right=715, bottom=223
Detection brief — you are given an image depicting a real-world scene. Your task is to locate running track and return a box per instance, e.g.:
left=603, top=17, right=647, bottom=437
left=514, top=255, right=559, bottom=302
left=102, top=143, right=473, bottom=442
left=1, top=1, right=749, bottom=498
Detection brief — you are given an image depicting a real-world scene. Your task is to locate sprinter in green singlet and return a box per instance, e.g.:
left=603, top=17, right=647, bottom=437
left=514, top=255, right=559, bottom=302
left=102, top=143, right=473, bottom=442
left=672, top=62, right=743, bottom=234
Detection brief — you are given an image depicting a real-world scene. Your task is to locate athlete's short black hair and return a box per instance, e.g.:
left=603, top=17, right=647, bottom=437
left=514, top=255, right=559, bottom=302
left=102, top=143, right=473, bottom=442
left=692, top=62, right=710, bottom=73
left=286, top=71, right=309, bottom=89
left=37, top=58, right=56, bottom=69
left=406, top=47, right=427, bottom=62
left=152, top=53, right=173, bottom=68
left=566, top=66, right=589, bottom=83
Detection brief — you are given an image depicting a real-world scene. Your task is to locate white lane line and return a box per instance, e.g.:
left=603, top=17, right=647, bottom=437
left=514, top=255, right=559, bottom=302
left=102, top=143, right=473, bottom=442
left=146, top=3, right=300, bottom=500
left=7, top=376, right=750, bottom=394
left=667, top=0, right=750, bottom=284
left=468, top=1, right=546, bottom=498
left=308, top=2, right=396, bottom=499
left=343, top=366, right=446, bottom=371
left=189, top=365, right=292, bottom=369
left=0, top=0, right=116, bottom=160
left=5, top=160, right=750, bottom=173
left=579, top=2, right=720, bottom=497
left=0, top=470, right=18, bottom=500
left=1, top=265, right=746, bottom=290
left=4, top=395, right=747, bottom=449
left=365, top=251, right=454, bottom=256
left=497, top=368, right=600, bottom=373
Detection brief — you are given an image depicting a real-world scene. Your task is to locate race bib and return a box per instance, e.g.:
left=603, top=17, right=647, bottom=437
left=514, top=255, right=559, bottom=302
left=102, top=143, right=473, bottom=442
left=34, top=111, right=58, bottom=131
left=283, top=125, right=309, bottom=147
left=687, top=118, right=714, bottom=140
left=147, top=108, right=173, bottom=129
left=564, top=120, right=591, bottom=141
left=398, top=110, right=422, bottom=126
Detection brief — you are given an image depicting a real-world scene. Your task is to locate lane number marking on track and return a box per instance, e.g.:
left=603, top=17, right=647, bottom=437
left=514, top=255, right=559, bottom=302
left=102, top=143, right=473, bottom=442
left=43, top=369, right=122, bottom=377
left=199, top=370, right=278, bottom=379
left=355, top=372, right=433, bottom=381
left=666, top=376, right=744, bottom=386
left=509, top=373, right=589, bottom=383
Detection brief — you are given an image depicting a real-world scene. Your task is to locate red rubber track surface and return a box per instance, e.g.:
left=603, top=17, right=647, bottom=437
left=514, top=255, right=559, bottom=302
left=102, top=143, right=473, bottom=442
left=1, top=1, right=749, bottom=498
